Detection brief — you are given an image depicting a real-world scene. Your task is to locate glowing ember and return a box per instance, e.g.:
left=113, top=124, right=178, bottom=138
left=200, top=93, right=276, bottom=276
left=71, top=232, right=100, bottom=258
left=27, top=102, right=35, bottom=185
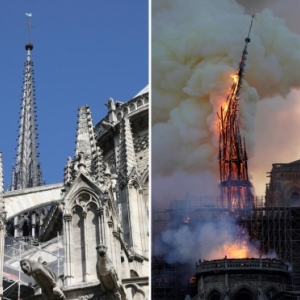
left=183, top=216, right=190, bottom=223
left=231, top=74, right=239, bottom=84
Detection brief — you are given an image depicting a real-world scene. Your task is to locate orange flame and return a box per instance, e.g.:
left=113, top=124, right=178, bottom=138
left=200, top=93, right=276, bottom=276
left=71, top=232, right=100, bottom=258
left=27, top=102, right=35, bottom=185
left=223, top=241, right=253, bottom=259
left=220, top=74, right=239, bottom=115
left=231, top=74, right=239, bottom=84
left=208, top=226, right=261, bottom=260
left=222, top=226, right=259, bottom=259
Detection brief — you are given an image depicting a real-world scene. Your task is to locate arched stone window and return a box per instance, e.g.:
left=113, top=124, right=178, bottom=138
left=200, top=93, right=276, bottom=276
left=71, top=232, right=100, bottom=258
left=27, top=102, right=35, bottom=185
left=22, top=221, right=30, bottom=237
left=266, top=286, right=278, bottom=299
left=290, top=191, right=300, bottom=207
left=130, top=103, right=136, bottom=111
left=65, top=190, right=103, bottom=285
left=208, top=289, right=221, bottom=300
left=117, top=112, right=123, bottom=121
left=232, top=287, right=254, bottom=300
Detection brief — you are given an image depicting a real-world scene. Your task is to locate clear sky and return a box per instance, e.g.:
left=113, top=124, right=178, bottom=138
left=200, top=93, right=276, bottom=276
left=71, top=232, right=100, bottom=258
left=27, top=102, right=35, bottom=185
left=0, top=1, right=148, bottom=188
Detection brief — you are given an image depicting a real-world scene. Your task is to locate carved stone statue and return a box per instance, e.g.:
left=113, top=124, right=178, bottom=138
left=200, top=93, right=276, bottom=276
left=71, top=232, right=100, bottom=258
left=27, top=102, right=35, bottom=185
left=105, top=98, right=116, bottom=111
left=20, top=258, right=66, bottom=300
left=96, top=244, right=126, bottom=300
left=101, top=120, right=116, bottom=131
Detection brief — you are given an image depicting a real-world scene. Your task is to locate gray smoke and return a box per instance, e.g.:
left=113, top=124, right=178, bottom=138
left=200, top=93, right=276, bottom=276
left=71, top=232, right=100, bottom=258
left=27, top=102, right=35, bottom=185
left=154, top=218, right=263, bottom=265
left=152, top=0, right=300, bottom=207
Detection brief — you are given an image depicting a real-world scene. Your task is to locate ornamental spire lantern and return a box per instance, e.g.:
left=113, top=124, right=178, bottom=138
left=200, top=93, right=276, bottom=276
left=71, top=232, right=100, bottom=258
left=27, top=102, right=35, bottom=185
left=11, top=15, right=42, bottom=190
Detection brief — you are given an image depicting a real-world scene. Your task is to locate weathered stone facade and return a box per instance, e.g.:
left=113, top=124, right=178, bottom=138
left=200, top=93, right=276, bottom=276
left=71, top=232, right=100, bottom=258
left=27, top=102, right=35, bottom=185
left=194, top=257, right=289, bottom=300
left=1, top=88, right=149, bottom=300
left=266, top=160, right=300, bottom=207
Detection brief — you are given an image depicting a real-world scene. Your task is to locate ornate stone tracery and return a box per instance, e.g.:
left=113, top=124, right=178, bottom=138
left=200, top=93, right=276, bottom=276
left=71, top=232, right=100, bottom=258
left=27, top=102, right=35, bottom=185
left=59, top=91, right=148, bottom=297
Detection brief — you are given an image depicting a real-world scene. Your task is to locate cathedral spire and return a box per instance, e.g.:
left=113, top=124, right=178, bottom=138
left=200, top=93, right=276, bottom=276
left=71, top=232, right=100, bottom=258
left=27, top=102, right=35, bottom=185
left=63, top=105, right=106, bottom=188
left=118, top=117, right=138, bottom=188
left=11, top=22, right=42, bottom=190
left=218, top=16, right=254, bottom=211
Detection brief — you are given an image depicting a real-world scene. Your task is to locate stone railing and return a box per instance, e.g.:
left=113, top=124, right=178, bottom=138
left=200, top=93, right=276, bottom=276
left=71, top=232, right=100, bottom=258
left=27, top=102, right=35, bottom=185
left=271, top=163, right=300, bottom=172
left=95, top=92, right=149, bottom=137
left=196, top=257, right=289, bottom=274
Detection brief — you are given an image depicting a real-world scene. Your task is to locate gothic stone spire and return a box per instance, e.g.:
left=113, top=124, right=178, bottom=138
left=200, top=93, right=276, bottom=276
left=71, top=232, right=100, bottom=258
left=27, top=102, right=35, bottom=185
left=11, top=43, right=42, bottom=190
left=118, top=117, right=138, bottom=189
left=64, top=105, right=106, bottom=187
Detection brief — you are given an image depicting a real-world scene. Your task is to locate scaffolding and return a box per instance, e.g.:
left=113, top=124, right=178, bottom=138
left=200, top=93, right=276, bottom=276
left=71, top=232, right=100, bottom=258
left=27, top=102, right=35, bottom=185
left=152, top=256, right=195, bottom=300
left=3, top=234, right=64, bottom=300
left=152, top=196, right=300, bottom=298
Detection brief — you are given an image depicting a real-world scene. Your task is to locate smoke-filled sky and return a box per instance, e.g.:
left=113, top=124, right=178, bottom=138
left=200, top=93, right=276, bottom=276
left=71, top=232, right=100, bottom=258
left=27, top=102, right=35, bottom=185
left=152, top=0, right=300, bottom=209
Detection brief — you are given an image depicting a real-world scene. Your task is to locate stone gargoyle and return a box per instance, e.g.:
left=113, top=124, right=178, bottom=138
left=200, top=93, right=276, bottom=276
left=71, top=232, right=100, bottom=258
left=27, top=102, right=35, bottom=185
left=96, top=244, right=126, bottom=300
left=20, top=257, right=66, bottom=300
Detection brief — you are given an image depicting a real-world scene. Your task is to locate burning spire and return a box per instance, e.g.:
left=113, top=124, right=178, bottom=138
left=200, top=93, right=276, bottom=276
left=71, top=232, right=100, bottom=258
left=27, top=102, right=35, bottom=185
left=218, top=16, right=254, bottom=211
left=11, top=15, right=42, bottom=190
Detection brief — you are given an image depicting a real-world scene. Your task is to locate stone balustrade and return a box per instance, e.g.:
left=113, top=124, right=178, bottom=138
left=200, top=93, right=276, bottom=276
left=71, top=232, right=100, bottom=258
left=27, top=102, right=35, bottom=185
left=196, top=257, right=289, bottom=274
left=95, top=93, right=149, bottom=137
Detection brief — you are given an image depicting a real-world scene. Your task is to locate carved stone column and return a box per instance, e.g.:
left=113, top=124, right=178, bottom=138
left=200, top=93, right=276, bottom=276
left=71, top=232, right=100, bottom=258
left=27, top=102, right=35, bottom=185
left=81, top=211, right=89, bottom=282
left=0, top=219, right=5, bottom=299
left=112, top=230, right=121, bottom=281
left=14, top=216, right=19, bottom=238
left=97, top=207, right=105, bottom=245
left=63, top=214, right=72, bottom=286
left=31, top=211, right=36, bottom=238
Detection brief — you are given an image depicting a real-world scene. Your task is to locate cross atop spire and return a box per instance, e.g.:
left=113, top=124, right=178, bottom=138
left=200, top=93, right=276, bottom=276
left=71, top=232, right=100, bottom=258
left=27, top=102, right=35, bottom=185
left=25, top=13, right=34, bottom=44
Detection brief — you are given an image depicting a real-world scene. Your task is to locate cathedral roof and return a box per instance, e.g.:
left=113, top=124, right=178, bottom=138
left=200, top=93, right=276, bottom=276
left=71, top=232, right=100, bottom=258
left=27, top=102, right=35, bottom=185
left=133, top=85, right=148, bottom=98
left=288, top=159, right=300, bottom=165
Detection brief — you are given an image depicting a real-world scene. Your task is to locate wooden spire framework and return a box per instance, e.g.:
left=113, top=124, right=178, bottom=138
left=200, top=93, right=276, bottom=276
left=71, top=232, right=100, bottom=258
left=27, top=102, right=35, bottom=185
left=218, top=17, right=254, bottom=211
left=11, top=37, right=42, bottom=190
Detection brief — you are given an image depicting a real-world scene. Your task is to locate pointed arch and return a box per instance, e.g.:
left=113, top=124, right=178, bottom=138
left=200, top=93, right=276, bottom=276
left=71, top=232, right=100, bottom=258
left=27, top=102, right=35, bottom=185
left=232, top=286, right=255, bottom=300
left=207, top=289, right=221, bottom=300
left=265, top=286, right=279, bottom=298
left=67, top=186, right=101, bottom=213
left=286, top=185, right=300, bottom=207
left=63, top=183, right=106, bottom=285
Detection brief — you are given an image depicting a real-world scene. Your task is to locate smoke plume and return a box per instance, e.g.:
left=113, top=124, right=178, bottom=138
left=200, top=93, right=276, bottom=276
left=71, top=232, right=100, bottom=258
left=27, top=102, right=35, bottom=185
left=152, top=0, right=300, bottom=207
left=154, top=218, right=269, bottom=265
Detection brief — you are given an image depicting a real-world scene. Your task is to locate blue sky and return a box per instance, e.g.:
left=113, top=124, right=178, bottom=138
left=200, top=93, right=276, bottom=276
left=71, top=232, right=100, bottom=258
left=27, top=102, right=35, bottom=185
left=0, top=1, right=148, bottom=188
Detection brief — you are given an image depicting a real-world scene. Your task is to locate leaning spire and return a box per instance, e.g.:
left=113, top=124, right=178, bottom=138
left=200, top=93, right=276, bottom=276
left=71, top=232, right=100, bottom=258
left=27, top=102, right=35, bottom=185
left=11, top=14, right=42, bottom=190
left=218, top=16, right=254, bottom=211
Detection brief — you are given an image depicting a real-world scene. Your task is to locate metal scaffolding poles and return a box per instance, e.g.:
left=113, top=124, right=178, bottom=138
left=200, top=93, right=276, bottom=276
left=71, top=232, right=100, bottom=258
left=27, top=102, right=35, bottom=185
left=152, top=197, right=300, bottom=298
left=3, top=234, right=64, bottom=300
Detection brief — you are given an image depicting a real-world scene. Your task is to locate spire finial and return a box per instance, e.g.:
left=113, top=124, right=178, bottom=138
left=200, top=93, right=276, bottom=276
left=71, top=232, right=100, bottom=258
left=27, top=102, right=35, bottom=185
left=25, top=13, right=34, bottom=51
left=245, top=15, right=255, bottom=43
left=25, top=13, right=33, bottom=42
